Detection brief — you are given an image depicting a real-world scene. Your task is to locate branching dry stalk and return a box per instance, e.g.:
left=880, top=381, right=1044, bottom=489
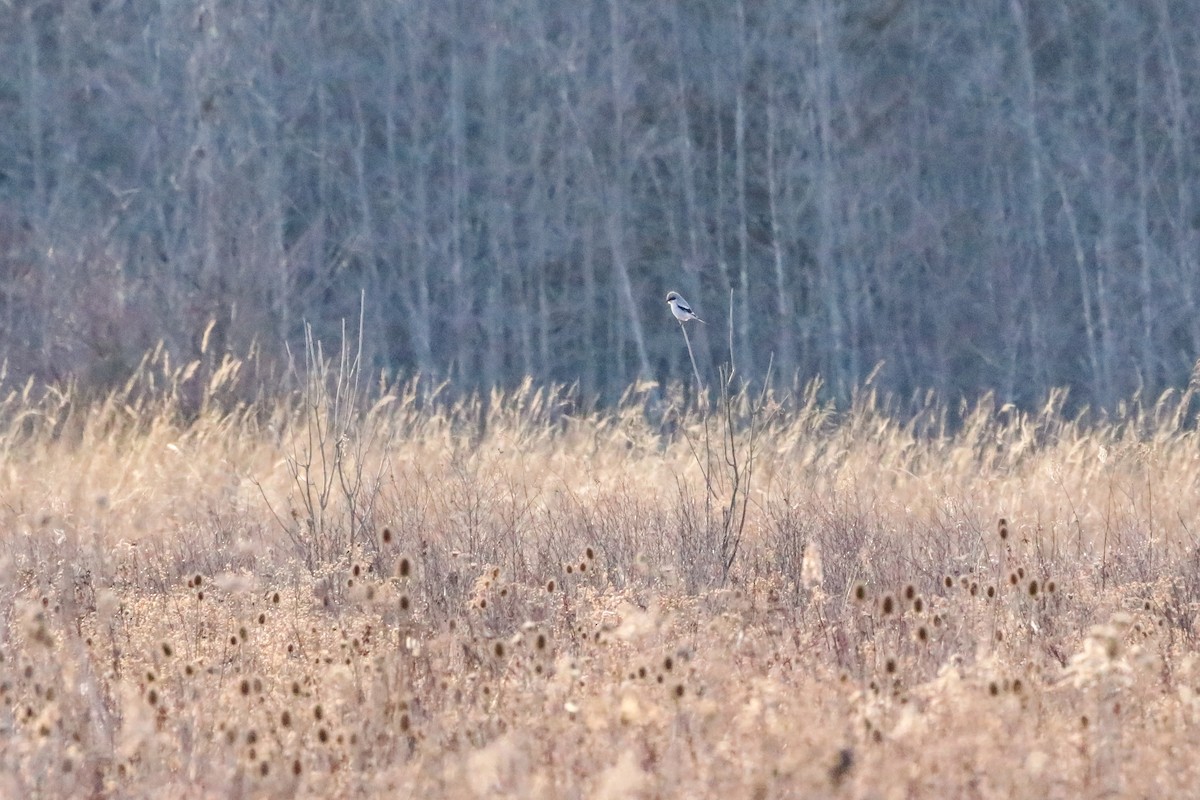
left=259, top=293, right=393, bottom=575
left=676, top=289, right=777, bottom=585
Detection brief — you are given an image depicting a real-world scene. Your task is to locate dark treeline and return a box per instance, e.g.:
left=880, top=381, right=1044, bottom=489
left=1, top=0, right=1198, bottom=410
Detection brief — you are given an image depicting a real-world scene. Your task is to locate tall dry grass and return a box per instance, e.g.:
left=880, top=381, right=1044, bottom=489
left=0, top=348, right=1198, bottom=798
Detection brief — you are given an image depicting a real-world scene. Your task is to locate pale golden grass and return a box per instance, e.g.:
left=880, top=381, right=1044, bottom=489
left=0, top=353, right=1199, bottom=798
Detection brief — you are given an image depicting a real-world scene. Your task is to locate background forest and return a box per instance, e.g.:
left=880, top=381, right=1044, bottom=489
left=1, top=0, right=1197, bottom=408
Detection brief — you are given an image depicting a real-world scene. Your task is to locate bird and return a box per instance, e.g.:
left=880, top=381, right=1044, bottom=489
left=665, top=291, right=705, bottom=324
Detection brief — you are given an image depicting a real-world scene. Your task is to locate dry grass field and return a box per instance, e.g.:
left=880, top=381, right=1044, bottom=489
left=2, top=349, right=1200, bottom=798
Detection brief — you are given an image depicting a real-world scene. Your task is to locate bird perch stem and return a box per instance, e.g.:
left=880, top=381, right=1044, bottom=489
left=680, top=322, right=704, bottom=397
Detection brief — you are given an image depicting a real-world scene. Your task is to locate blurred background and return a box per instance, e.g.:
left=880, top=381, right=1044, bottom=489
left=0, top=0, right=1196, bottom=410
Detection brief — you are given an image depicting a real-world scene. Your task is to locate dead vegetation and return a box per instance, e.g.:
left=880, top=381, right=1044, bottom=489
left=0, top=350, right=1198, bottom=798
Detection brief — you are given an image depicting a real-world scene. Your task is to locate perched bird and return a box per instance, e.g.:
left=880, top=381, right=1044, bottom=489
left=665, top=291, right=705, bottom=324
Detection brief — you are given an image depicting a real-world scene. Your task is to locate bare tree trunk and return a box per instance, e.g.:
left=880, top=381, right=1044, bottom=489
left=669, top=3, right=715, bottom=379
left=553, top=47, right=602, bottom=397
left=189, top=3, right=225, bottom=351
left=581, top=211, right=599, bottom=400
left=19, top=6, right=51, bottom=374
left=670, top=3, right=703, bottom=269
left=351, top=92, right=383, bottom=372
left=259, top=58, right=290, bottom=353
left=1095, top=23, right=1122, bottom=403
left=1008, top=0, right=1050, bottom=392
left=447, top=42, right=471, bottom=386
left=604, top=195, right=652, bottom=381
left=476, top=1, right=549, bottom=388
left=733, top=0, right=753, bottom=378
left=1157, top=0, right=1200, bottom=362
left=1134, top=56, right=1155, bottom=391
left=394, top=10, right=435, bottom=379
left=605, top=0, right=652, bottom=381
left=812, top=0, right=846, bottom=394
left=1054, top=169, right=1104, bottom=403
left=21, top=8, right=45, bottom=212
left=765, top=77, right=795, bottom=379
left=530, top=125, right=552, bottom=379
left=1096, top=152, right=1120, bottom=404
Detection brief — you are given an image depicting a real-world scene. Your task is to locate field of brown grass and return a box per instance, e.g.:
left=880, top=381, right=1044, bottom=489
left=2, top=350, right=1199, bottom=798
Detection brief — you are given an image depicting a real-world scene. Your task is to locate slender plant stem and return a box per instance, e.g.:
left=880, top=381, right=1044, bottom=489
left=680, top=322, right=704, bottom=396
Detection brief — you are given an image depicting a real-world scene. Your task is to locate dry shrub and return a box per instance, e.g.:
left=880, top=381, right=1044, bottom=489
left=0, top=353, right=1197, bottom=797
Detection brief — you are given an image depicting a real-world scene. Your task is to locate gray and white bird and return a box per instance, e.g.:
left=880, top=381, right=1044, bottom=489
left=665, top=291, right=705, bottom=324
